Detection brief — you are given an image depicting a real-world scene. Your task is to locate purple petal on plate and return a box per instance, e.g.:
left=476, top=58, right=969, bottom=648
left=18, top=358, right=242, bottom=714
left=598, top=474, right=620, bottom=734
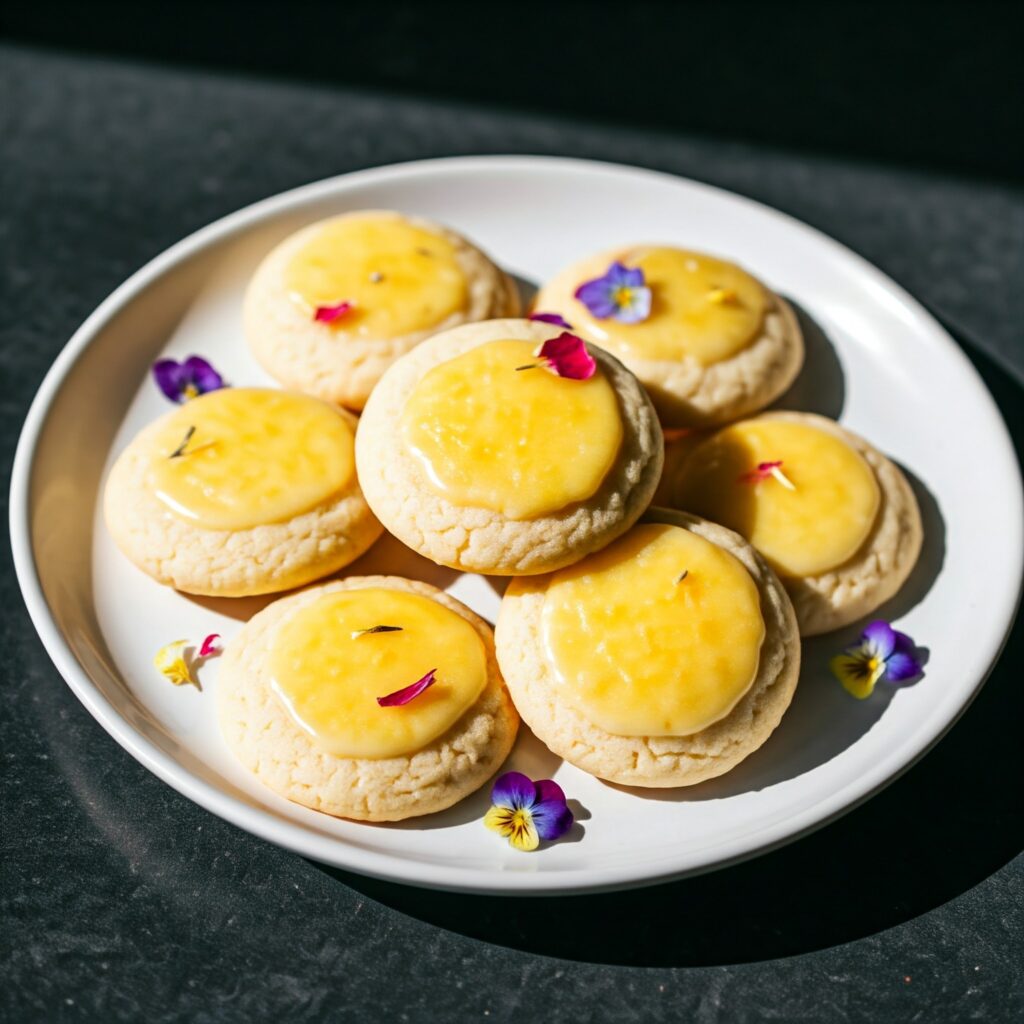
left=529, top=312, right=573, bottom=328
left=531, top=797, right=574, bottom=841
left=861, top=620, right=896, bottom=660
left=885, top=650, right=923, bottom=683
left=376, top=668, right=436, bottom=707
left=182, top=355, right=224, bottom=394
left=534, top=778, right=566, bottom=805
left=490, top=771, right=537, bottom=811
left=152, top=359, right=187, bottom=402
left=574, top=278, right=619, bottom=319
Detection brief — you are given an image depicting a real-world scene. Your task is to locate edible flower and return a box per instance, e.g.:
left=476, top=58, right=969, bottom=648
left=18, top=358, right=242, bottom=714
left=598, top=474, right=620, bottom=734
left=830, top=621, right=923, bottom=699
left=574, top=261, right=652, bottom=323
left=484, top=771, right=574, bottom=852
left=377, top=668, right=436, bottom=707
left=516, top=332, right=596, bottom=380
left=314, top=300, right=354, bottom=324
left=152, top=356, right=224, bottom=403
left=739, top=460, right=796, bottom=490
left=154, top=633, right=221, bottom=688
left=529, top=312, right=573, bottom=328
left=352, top=625, right=403, bottom=639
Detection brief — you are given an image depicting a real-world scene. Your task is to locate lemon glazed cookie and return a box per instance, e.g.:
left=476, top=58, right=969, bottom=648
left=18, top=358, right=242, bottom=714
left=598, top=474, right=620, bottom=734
left=496, top=510, right=800, bottom=788
left=217, top=576, right=519, bottom=821
left=104, top=387, right=382, bottom=597
left=355, top=317, right=664, bottom=575
left=533, top=245, right=803, bottom=428
left=244, top=210, right=520, bottom=411
left=668, top=411, right=923, bottom=635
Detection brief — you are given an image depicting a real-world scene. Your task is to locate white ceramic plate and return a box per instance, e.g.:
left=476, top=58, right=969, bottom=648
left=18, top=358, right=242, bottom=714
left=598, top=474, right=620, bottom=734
left=11, top=156, right=1022, bottom=895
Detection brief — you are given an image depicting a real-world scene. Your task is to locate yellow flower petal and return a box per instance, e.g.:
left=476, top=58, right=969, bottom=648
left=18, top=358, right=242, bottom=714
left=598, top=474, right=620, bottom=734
left=154, top=639, right=196, bottom=687
left=507, top=810, right=539, bottom=852
left=484, top=806, right=540, bottom=851
left=484, top=805, right=515, bottom=836
left=830, top=652, right=885, bottom=699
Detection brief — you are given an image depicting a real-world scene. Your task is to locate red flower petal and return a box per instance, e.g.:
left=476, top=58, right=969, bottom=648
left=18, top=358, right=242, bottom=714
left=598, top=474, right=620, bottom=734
left=536, top=332, right=596, bottom=380
left=314, top=300, right=354, bottom=323
left=377, top=668, right=437, bottom=707
left=199, top=634, right=221, bottom=658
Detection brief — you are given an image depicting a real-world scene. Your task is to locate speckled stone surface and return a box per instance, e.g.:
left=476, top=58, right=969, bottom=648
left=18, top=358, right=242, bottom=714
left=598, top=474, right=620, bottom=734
left=2, top=46, right=1022, bottom=1023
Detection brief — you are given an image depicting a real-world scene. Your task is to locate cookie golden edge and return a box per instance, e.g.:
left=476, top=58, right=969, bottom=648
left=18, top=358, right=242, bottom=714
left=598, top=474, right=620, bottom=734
left=216, top=575, right=520, bottom=822
left=243, top=210, right=521, bottom=411
left=533, top=246, right=804, bottom=428
left=664, top=411, right=924, bottom=636
left=495, top=509, right=801, bottom=788
left=103, top=403, right=383, bottom=597
left=355, top=317, right=665, bottom=576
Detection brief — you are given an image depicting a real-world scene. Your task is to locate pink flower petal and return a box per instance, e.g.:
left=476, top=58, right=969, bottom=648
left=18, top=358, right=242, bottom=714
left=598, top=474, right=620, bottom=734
left=199, top=634, right=221, bottom=658
left=536, top=332, right=596, bottom=380
left=377, top=668, right=437, bottom=707
left=314, top=300, right=354, bottom=323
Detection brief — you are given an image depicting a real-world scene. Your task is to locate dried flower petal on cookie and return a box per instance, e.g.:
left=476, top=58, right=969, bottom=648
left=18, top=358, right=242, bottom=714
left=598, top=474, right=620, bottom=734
left=313, top=300, right=354, bottom=324
left=830, top=620, right=923, bottom=699
left=574, top=262, right=652, bottom=324
left=739, top=460, right=795, bottom=490
left=515, top=332, right=597, bottom=380
left=484, top=771, right=574, bottom=852
left=377, top=668, right=437, bottom=707
left=153, top=356, right=225, bottom=403
left=529, top=312, right=573, bottom=329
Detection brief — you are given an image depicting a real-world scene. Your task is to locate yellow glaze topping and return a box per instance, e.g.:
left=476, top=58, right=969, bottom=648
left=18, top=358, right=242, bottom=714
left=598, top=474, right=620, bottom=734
left=566, top=247, right=766, bottom=365
left=285, top=214, right=469, bottom=338
left=676, top=418, right=881, bottom=577
left=147, top=388, right=355, bottom=530
left=538, top=523, right=764, bottom=736
left=401, top=339, right=623, bottom=519
left=269, top=588, right=487, bottom=759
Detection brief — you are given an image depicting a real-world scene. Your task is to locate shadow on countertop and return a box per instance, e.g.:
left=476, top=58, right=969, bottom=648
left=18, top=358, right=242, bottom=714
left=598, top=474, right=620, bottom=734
left=318, top=335, right=1024, bottom=967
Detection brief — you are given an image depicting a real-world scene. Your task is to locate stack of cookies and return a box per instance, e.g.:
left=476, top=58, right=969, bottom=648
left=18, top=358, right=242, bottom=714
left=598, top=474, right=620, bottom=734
left=104, top=211, right=922, bottom=822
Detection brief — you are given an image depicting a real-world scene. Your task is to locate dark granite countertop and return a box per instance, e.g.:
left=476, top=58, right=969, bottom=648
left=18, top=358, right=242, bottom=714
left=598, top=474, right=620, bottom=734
left=2, top=45, right=1022, bottom=1023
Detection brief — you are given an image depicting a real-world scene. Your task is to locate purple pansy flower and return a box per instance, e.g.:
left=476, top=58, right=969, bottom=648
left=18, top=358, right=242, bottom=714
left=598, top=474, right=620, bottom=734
left=529, top=311, right=573, bottom=329
left=152, top=356, right=225, bottom=403
left=483, top=771, right=574, bottom=852
left=574, top=261, right=652, bottom=323
left=830, top=621, right=923, bottom=699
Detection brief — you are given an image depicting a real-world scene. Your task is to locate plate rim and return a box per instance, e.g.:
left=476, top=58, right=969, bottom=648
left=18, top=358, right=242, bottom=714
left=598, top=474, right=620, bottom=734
left=10, top=154, right=1024, bottom=895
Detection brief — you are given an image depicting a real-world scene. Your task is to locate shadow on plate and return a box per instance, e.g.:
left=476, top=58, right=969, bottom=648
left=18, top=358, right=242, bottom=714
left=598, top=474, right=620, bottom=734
left=314, top=339, right=1022, bottom=967
left=770, top=300, right=845, bottom=419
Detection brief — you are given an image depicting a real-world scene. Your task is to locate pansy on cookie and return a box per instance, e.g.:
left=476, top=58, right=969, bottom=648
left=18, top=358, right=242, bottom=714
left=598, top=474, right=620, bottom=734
left=534, top=245, right=803, bottom=427
left=356, top=317, right=663, bottom=575
left=216, top=576, right=519, bottom=822
left=668, top=411, right=922, bottom=635
left=243, top=210, right=520, bottom=411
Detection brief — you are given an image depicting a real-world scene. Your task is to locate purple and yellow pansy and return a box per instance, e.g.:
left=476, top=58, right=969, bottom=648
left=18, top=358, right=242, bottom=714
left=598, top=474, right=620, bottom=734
left=152, top=356, right=225, bottom=403
left=829, top=620, right=923, bottom=699
left=574, top=261, right=652, bottom=324
left=484, top=771, right=574, bottom=852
